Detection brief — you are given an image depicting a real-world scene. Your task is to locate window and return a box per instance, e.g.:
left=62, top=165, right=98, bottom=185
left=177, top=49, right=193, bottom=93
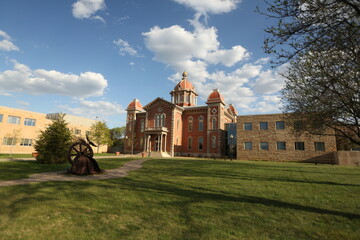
left=20, top=138, right=33, bottom=146
left=260, top=142, right=269, bottom=150
left=211, top=117, right=217, bottom=130
left=155, top=114, right=161, bottom=127
left=3, top=137, right=16, bottom=145
left=188, top=117, right=193, bottom=132
left=260, top=122, right=268, bottom=130
left=0, top=114, right=3, bottom=122
left=198, top=137, right=203, bottom=150
left=140, top=119, right=145, bottom=132
left=188, top=137, right=193, bottom=150
left=160, top=114, right=166, bottom=127
left=24, top=118, right=36, bottom=126
left=7, top=115, right=20, bottom=124
left=244, top=142, right=252, bottom=150
left=276, top=121, right=285, bottom=130
left=75, top=129, right=81, bottom=135
left=177, top=119, right=180, bottom=130
left=277, top=142, right=286, bottom=150
left=314, top=142, right=325, bottom=151
left=295, top=142, right=305, bottom=151
left=211, top=136, right=216, bottom=148
left=294, top=120, right=304, bottom=131
left=244, top=122, right=252, bottom=130
left=198, top=116, right=204, bottom=131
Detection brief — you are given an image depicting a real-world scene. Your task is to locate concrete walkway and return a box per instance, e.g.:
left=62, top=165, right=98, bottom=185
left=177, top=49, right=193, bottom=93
left=0, top=158, right=148, bottom=187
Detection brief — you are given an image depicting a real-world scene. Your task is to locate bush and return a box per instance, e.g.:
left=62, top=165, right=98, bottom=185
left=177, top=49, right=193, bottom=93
left=34, top=115, right=73, bottom=164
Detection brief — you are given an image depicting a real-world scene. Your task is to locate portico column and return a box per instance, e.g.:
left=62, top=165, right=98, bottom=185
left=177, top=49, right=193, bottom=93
left=143, top=134, right=147, bottom=152
left=159, top=134, right=162, bottom=152
left=164, top=134, right=167, bottom=153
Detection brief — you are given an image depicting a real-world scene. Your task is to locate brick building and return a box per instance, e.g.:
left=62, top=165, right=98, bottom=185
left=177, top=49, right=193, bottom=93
left=236, top=114, right=337, bottom=162
left=125, top=72, right=237, bottom=157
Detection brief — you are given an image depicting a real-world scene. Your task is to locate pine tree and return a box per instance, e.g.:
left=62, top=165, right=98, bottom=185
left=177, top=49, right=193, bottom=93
left=34, top=114, right=73, bottom=164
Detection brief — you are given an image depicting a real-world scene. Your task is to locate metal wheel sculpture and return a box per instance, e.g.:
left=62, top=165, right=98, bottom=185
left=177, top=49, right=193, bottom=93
left=67, top=141, right=94, bottom=165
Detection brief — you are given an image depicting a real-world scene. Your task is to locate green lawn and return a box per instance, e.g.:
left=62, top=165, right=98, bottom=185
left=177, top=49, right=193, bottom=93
left=0, top=158, right=359, bottom=240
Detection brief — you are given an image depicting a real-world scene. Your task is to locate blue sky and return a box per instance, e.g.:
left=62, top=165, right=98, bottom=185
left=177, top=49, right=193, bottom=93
left=0, top=0, right=285, bottom=128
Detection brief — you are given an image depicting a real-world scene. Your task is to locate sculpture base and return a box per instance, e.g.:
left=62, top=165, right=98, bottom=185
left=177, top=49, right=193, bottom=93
left=69, top=155, right=103, bottom=175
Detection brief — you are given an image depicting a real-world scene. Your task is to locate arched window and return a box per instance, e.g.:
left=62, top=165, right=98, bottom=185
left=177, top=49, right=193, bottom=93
left=140, top=119, right=145, bottom=132
left=198, top=137, right=203, bottom=150
left=155, top=114, right=161, bottom=127
left=160, top=113, right=166, bottom=127
left=212, top=117, right=217, bottom=130
left=211, top=136, right=216, bottom=148
left=177, top=119, right=180, bottom=130
left=188, top=117, right=193, bottom=132
left=198, top=116, right=204, bottom=132
left=188, top=136, right=193, bottom=150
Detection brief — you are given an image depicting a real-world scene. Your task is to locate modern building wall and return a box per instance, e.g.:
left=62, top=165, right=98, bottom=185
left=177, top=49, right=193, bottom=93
left=236, top=113, right=337, bottom=162
left=0, top=106, right=107, bottom=154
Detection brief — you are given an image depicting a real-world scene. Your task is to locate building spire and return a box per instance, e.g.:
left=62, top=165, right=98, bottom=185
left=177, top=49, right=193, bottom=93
left=182, top=71, right=187, bottom=79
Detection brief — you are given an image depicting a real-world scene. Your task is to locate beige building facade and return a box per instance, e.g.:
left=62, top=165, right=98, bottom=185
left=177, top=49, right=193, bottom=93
left=237, top=113, right=337, bottom=162
left=0, top=106, right=107, bottom=154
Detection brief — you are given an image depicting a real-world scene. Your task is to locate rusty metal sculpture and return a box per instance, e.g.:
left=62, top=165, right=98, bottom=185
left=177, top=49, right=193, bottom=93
left=67, top=135, right=103, bottom=175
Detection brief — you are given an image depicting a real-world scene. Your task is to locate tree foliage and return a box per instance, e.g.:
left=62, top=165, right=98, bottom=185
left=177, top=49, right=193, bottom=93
left=89, top=121, right=112, bottom=153
left=260, top=0, right=360, bottom=145
left=34, top=114, right=73, bottom=164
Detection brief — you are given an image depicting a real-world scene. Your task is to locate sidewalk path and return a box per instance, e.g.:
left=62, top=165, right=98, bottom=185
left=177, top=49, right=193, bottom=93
left=0, top=158, right=147, bottom=187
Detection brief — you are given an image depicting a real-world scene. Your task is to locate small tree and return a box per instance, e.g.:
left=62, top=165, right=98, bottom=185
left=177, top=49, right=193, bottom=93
left=4, top=129, right=21, bottom=158
left=34, top=114, right=73, bottom=164
left=89, top=121, right=112, bottom=153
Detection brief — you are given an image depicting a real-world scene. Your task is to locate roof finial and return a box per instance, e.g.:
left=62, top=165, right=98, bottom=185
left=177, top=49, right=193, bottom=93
left=182, top=71, right=187, bottom=79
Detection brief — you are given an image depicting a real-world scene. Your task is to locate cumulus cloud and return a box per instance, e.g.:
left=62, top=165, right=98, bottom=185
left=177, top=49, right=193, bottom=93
left=72, top=0, right=106, bottom=22
left=0, top=60, right=108, bottom=98
left=113, top=39, right=140, bottom=57
left=0, top=30, right=19, bottom=51
left=143, top=13, right=285, bottom=114
left=59, top=98, right=125, bottom=119
left=172, top=0, right=241, bottom=14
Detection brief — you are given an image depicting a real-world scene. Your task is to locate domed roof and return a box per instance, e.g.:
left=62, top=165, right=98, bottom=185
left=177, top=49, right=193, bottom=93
left=127, top=99, right=143, bottom=110
left=207, top=89, right=224, bottom=103
left=174, top=71, right=194, bottom=91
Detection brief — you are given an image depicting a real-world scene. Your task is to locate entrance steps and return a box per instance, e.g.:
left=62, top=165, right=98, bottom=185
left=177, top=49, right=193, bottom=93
left=148, top=151, right=171, bottom=158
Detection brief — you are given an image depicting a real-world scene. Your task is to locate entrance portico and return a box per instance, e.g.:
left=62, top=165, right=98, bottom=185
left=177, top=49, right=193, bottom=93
left=143, top=127, right=171, bottom=157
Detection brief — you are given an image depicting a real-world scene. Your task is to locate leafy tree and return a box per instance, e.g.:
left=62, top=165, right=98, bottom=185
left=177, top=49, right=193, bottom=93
left=89, top=121, right=112, bottom=153
left=109, top=126, right=126, bottom=151
left=34, top=114, right=73, bottom=164
left=260, top=0, right=360, bottom=145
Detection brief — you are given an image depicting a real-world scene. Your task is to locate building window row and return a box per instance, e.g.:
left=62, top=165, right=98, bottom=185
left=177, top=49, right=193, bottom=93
left=188, top=116, right=206, bottom=132
left=1, top=115, right=37, bottom=126
left=187, top=136, right=213, bottom=150
left=243, top=141, right=325, bottom=151
left=155, top=113, right=166, bottom=128
left=20, top=138, right=33, bottom=146
left=244, top=121, right=285, bottom=131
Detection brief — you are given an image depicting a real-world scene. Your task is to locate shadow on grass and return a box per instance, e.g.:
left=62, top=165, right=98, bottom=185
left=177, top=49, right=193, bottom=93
left=114, top=177, right=360, bottom=220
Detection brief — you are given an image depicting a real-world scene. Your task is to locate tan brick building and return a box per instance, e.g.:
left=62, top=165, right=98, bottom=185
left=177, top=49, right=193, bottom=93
left=125, top=72, right=237, bottom=157
left=236, top=114, right=337, bottom=162
left=0, top=106, right=107, bottom=154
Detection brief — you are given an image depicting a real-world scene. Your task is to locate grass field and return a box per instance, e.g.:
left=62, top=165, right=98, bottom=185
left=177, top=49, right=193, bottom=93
left=0, top=158, right=359, bottom=240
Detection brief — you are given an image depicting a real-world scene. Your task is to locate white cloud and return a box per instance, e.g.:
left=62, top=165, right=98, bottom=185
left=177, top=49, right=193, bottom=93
left=172, top=0, right=241, bottom=14
left=16, top=100, right=30, bottom=106
left=143, top=15, right=284, bottom=114
left=205, top=46, right=249, bottom=67
left=0, top=92, right=12, bottom=97
left=72, top=0, right=106, bottom=21
left=0, top=30, right=19, bottom=51
left=252, top=69, right=285, bottom=95
left=59, top=98, right=125, bottom=119
left=113, top=39, right=140, bottom=57
left=0, top=60, right=108, bottom=98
